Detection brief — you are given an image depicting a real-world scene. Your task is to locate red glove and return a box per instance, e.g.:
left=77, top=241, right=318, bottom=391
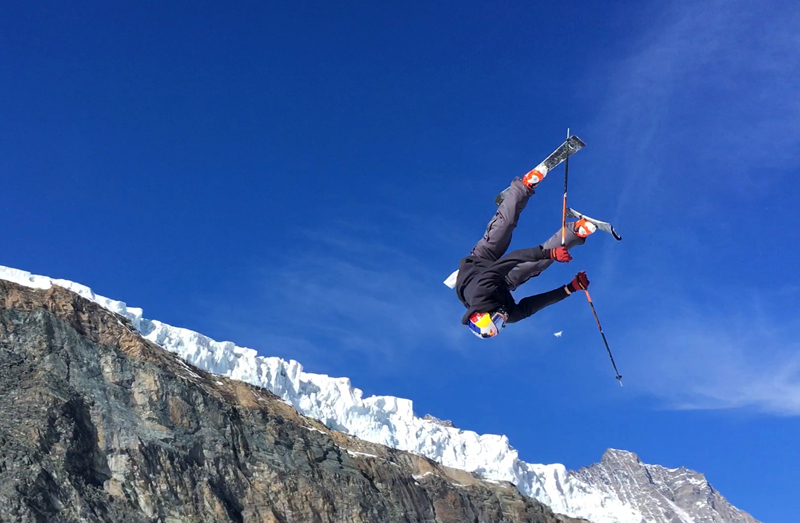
left=549, top=247, right=572, bottom=263
left=567, top=271, right=589, bottom=293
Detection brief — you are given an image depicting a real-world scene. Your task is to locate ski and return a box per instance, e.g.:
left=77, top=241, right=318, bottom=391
left=567, top=207, right=623, bottom=241
left=495, top=135, right=586, bottom=206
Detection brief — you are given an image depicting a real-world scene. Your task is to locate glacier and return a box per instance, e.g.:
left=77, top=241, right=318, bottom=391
left=0, top=265, right=643, bottom=523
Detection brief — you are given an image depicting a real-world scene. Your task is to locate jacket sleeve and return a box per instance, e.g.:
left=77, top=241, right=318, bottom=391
left=506, top=286, right=570, bottom=324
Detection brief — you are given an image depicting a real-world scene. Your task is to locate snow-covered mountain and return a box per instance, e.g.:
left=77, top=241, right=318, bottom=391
left=0, top=265, right=758, bottom=523
left=573, top=450, right=758, bottom=523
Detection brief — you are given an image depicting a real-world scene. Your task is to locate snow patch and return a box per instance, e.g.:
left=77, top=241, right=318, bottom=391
left=346, top=450, right=379, bottom=459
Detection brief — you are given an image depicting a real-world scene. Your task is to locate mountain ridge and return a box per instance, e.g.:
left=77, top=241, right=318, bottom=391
left=0, top=265, right=638, bottom=523
left=0, top=266, right=759, bottom=523
left=0, top=277, right=586, bottom=523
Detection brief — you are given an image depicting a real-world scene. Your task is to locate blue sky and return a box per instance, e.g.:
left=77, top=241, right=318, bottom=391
left=2, top=1, right=798, bottom=521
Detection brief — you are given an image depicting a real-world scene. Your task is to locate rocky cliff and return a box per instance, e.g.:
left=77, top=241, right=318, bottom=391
left=0, top=279, right=587, bottom=523
left=572, top=449, right=759, bottom=523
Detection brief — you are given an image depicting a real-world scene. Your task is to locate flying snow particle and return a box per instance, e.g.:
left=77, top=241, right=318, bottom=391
left=554, top=331, right=563, bottom=337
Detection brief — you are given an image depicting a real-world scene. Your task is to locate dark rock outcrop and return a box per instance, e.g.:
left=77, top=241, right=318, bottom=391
left=422, top=415, right=455, bottom=428
left=0, top=279, right=586, bottom=523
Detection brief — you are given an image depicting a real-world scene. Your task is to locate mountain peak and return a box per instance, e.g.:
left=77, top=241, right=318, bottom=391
left=601, top=448, right=641, bottom=465
left=575, top=450, right=759, bottom=523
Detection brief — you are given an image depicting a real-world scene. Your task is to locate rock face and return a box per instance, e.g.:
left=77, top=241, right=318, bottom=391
left=422, top=414, right=455, bottom=428
left=572, top=450, right=759, bottom=523
left=0, top=280, right=586, bottom=523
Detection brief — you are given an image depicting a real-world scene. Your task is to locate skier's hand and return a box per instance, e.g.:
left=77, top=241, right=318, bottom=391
left=567, top=271, right=589, bottom=293
left=549, top=247, right=572, bottom=263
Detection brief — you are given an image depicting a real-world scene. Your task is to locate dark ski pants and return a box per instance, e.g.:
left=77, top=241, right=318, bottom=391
left=470, top=178, right=586, bottom=291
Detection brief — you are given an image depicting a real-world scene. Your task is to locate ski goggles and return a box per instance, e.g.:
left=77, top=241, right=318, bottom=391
left=468, top=310, right=508, bottom=339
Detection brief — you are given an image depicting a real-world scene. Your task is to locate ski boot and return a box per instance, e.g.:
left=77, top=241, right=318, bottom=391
left=567, top=208, right=622, bottom=241
left=494, top=165, right=548, bottom=206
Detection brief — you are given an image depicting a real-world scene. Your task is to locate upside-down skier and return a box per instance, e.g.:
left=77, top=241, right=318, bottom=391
left=447, top=149, right=620, bottom=339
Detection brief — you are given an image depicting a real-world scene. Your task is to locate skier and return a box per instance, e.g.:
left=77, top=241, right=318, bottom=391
left=451, top=167, right=616, bottom=339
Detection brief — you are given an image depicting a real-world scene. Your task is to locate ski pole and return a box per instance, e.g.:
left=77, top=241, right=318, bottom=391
left=580, top=284, right=623, bottom=386
left=561, top=128, right=570, bottom=246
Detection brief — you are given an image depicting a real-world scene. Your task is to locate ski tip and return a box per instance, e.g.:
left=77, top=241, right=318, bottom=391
left=568, top=135, right=586, bottom=148
left=611, top=227, right=623, bottom=241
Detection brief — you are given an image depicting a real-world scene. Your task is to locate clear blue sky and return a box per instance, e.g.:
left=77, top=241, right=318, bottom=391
left=2, top=2, right=798, bottom=521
